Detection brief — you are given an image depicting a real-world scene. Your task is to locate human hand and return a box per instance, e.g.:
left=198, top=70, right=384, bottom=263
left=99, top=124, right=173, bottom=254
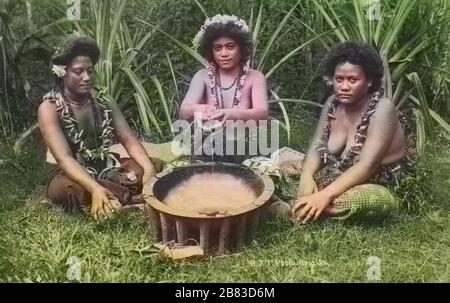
left=292, top=191, right=332, bottom=223
left=208, top=108, right=238, bottom=127
left=90, top=185, right=120, bottom=221
left=193, top=104, right=219, bottom=121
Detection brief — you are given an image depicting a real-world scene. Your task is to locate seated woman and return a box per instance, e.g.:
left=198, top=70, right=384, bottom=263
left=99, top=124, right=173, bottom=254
left=38, top=37, right=156, bottom=221
left=292, top=42, right=409, bottom=223
left=179, top=14, right=269, bottom=163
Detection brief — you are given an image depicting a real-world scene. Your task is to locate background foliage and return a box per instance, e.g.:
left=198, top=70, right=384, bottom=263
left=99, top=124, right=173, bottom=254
left=1, top=0, right=448, bottom=149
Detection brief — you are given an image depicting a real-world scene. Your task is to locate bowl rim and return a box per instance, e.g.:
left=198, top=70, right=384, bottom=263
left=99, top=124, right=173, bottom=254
left=142, top=162, right=275, bottom=218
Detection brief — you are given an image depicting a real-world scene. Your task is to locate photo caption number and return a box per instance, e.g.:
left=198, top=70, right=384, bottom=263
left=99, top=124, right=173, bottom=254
left=219, top=287, right=275, bottom=299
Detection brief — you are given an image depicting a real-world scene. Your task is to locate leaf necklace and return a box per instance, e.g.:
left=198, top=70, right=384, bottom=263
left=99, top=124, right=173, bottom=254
left=49, top=90, right=118, bottom=177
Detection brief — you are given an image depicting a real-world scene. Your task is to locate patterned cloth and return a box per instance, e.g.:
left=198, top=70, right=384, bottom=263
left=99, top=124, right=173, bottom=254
left=326, top=184, right=399, bottom=220
left=46, top=158, right=144, bottom=215
left=245, top=149, right=401, bottom=220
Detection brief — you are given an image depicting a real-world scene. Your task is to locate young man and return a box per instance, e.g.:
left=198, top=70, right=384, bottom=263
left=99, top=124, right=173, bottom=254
left=38, top=37, right=156, bottom=221
left=179, top=15, right=269, bottom=162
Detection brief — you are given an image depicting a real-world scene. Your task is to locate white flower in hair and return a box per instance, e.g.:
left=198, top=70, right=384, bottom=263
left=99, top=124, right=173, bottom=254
left=322, top=76, right=333, bottom=86
left=192, top=14, right=250, bottom=49
left=52, top=65, right=66, bottom=78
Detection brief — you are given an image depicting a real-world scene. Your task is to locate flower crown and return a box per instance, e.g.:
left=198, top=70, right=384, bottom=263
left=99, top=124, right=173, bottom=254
left=192, top=14, right=250, bottom=50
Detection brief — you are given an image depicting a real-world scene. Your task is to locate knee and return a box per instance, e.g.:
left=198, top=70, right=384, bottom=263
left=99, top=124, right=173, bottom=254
left=46, top=173, right=87, bottom=204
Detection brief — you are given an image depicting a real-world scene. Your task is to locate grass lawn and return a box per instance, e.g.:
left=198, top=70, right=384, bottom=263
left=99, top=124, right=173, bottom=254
left=0, top=118, right=449, bottom=282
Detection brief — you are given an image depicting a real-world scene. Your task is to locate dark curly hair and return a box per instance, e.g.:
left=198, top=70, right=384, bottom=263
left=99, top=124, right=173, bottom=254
left=52, top=36, right=100, bottom=66
left=323, top=42, right=384, bottom=93
left=198, top=22, right=253, bottom=65
left=51, top=36, right=100, bottom=89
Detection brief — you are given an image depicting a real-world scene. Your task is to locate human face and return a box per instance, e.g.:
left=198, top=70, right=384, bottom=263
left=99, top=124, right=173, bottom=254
left=333, top=62, right=372, bottom=105
left=63, top=56, right=95, bottom=97
left=212, top=36, right=242, bottom=71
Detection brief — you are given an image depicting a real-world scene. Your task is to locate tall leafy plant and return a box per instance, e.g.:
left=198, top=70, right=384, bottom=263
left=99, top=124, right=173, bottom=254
left=1, top=0, right=69, bottom=144
left=138, top=0, right=332, bottom=144
left=308, top=0, right=450, bottom=155
left=72, top=0, right=176, bottom=140
left=13, top=0, right=177, bottom=152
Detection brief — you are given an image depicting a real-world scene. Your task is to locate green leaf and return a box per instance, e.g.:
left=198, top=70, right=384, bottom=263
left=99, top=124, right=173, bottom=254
left=166, top=52, right=180, bottom=104
left=311, top=0, right=346, bottom=42
left=270, top=90, right=290, bottom=145
left=194, top=0, right=208, bottom=18
left=136, top=18, right=208, bottom=68
left=151, top=76, right=174, bottom=135
left=269, top=98, right=323, bottom=108
left=122, top=67, right=164, bottom=138
left=251, top=3, right=263, bottom=65
left=407, top=73, right=433, bottom=135
left=412, top=108, right=426, bottom=157
left=258, top=0, right=301, bottom=72
left=265, top=29, right=334, bottom=79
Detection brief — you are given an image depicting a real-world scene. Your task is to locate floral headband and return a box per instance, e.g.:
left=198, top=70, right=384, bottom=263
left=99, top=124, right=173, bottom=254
left=192, top=14, right=250, bottom=50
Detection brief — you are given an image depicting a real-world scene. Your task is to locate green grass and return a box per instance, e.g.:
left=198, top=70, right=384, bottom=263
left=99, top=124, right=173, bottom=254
left=0, top=121, right=449, bottom=282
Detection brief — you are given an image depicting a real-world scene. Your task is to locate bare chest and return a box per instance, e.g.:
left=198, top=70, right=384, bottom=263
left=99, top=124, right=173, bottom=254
left=69, top=105, right=98, bottom=147
left=205, top=80, right=252, bottom=109
left=327, top=113, right=362, bottom=158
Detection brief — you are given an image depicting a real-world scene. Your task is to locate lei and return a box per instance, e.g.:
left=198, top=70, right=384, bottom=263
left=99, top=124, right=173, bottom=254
left=45, top=90, right=119, bottom=177
left=207, top=64, right=248, bottom=109
left=316, top=90, right=384, bottom=170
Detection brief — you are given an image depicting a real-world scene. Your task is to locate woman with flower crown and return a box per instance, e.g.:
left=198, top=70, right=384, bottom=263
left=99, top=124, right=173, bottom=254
left=179, top=14, right=269, bottom=162
left=38, top=37, right=156, bottom=221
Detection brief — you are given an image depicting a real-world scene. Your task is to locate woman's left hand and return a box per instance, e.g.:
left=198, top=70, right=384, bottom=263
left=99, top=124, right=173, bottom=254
left=292, top=191, right=333, bottom=223
left=208, top=108, right=238, bottom=126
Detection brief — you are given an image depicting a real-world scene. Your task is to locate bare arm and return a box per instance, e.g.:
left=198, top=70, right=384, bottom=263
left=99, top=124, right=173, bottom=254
left=179, top=69, right=216, bottom=121
left=297, top=96, right=333, bottom=197
left=233, top=70, right=269, bottom=121
left=301, top=96, right=334, bottom=178
left=110, top=103, right=155, bottom=183
left=320, top=98, right=397, bottom=200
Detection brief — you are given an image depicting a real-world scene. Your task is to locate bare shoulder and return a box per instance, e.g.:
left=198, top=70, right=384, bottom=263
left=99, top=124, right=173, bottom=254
left=374, top=97, right=397, bottom=120
left=38, top=98, right=57, bottom=119
left=247, top=68, right=265, bottom=80
left=38, top=91, right=65, bottom=124
left=193, top=68, right=209, bottom=80
left=38, top=91, right=63, bottom=113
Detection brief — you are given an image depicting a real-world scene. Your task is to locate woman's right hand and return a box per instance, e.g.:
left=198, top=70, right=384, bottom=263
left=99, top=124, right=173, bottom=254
left=193, top=104, right=218, bottom=121
left=298, top=174, right=318, bottom=197
left=90, top=185, right=120, bottom=221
